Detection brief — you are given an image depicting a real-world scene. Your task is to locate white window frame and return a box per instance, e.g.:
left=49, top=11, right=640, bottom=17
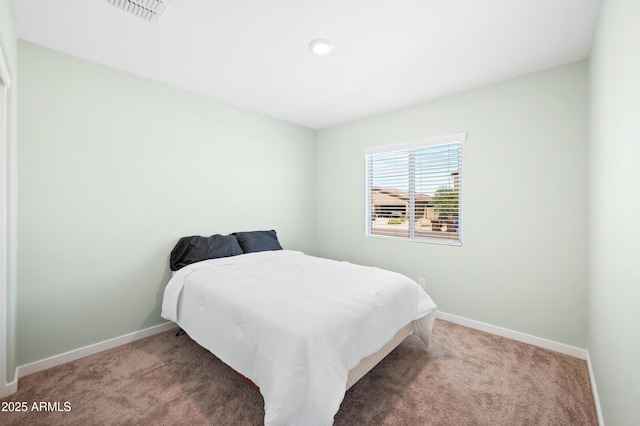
left=365, top=133, right=465, bottom=246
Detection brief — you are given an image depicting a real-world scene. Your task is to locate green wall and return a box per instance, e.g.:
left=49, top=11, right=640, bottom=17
left=9, top=4, right=640, bottom=422
left=589, top=0, right=640, bottom=424
left=16, top=41, right=316, bottom=365
left=0, top=0, right=18, bottom=383
left=316, top=61, right=589, bottom=348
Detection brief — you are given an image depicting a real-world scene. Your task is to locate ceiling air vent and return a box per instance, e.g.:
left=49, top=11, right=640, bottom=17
left=104, top=0, right=169, bottom=23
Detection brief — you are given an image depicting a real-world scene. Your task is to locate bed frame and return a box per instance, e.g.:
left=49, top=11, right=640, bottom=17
left=345, top=320, right=414, bottom=390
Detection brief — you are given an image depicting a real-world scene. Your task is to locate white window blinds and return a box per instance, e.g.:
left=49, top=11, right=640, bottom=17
left=365, top=133, right=465, bottom=245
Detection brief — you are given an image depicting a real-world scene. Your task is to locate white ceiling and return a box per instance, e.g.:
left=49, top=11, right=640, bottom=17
left=11, top=0, right=601, bottom=129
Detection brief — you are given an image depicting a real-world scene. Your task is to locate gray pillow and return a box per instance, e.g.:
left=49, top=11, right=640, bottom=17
left=170, top=234, right=243, bottom=271
left=232, top=230, right=283, bottom=253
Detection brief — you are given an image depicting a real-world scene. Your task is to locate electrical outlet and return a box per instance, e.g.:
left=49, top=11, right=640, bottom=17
left=418, top=277, right=426, bottom=289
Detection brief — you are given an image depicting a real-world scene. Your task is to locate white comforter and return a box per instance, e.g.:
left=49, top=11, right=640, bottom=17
left=161, top=250, right=437, bottom=425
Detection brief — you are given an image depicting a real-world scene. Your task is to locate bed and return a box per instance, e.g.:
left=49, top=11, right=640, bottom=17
left=161, top=231, right=437, bottom=425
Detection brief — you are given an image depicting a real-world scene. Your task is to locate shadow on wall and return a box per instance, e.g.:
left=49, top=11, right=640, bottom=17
left=142, top=244, right=175, bottom=330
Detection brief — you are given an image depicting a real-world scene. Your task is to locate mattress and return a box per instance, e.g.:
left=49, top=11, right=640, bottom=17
left=162, top=250, right=437, bottom=425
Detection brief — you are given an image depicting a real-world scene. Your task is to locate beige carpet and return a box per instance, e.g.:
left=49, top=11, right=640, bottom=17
left=0, top=319, right=597, bottom=425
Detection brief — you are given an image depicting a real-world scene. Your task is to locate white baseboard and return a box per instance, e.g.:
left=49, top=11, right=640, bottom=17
left=15, top=322, right=178, bottom=380
left=435, top=311, right=589, bottom=360
left=586, top=353, right=605, bottom=426
left=0, top=378, right=18, bottom=398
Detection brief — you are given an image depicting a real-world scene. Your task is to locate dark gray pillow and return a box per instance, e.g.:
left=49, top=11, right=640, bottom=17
left=232, top=230, right=283, bottom=253
left=170, top=234, right=243, bottom=271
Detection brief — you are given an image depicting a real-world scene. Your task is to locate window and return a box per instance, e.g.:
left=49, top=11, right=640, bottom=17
left=365, top=133, right=465, bottom=245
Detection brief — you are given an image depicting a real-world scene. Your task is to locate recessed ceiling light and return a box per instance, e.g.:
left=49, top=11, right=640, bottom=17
left=309, top=39, right=334, bottom=56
